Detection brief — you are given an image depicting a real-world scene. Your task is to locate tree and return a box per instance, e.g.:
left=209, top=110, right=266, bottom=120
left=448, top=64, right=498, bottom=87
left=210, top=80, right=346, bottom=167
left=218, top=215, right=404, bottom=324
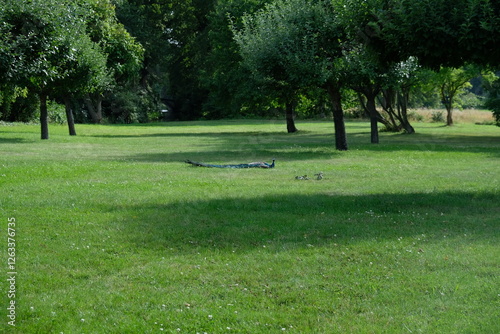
left=200, top=0, right=268, bottom=119
left=431, top=65, right=481, bottom=126
left=51, top=33, right=110, bottom=135
left=0, top=0, right=99, bottom=139
left=482, top=72, right=500, bottom=126
left=379, top=57, right=420, bottom=134
left=83, top=0, right=144, bottom=123
left=117, top=0, right=219, bottom=120
left=335, top=0, right=410, bottom=142
left=234, top=0, right=348, bottom=148
left=342, top=45, right=387, bottom=143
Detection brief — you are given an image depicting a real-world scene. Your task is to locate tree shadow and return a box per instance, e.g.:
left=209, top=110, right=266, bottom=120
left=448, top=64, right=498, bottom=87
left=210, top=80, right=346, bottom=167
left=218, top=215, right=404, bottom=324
left=0, top=137, right=28, bottom=144
left=346, top=132, right=500, bottom=156
left=86, top=122, right=499, bottom=160
left=89, top=131, right=291, bottom=139
left=123, top=149, right=339, bottom=163
left=109, top=191, right=499, bottom=254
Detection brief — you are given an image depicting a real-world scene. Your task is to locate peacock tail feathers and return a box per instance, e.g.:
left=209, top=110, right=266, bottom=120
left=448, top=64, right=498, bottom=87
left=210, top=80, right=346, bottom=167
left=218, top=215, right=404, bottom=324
left=185, top=159, right=275, bottom=169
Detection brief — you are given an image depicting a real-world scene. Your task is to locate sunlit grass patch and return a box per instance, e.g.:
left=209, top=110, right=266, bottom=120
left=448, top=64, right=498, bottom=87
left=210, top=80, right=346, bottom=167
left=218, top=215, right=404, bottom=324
left=1, top=120, right=499, bottom=333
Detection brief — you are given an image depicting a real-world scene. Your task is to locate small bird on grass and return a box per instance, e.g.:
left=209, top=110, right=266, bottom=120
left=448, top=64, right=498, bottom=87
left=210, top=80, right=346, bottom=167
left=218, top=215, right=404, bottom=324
left=295, top=173, right=323, bottom=180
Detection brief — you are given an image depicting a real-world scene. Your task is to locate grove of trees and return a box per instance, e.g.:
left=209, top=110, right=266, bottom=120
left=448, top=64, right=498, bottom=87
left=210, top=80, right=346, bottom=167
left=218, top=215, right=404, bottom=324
left=0, top=0, right=499, bottom=144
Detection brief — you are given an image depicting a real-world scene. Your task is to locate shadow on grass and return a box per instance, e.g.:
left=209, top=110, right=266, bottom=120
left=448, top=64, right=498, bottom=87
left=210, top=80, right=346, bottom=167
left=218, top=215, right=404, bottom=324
left=112, top=191, right=499, bottom=253
left=89, top=131, right=292, bottom=139
left=98, top=129, right=499, bottom=161
left=113, top=130, right=499, bottom=164
left=123, top=149, right=339, bottom=163
left=0, top=137, right=29, bottom=144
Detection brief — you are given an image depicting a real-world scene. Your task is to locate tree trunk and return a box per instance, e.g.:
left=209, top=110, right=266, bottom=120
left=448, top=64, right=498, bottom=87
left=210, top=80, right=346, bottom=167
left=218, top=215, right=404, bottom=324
left=379, top=88, right=401, bottom=131
left=446, top=106, right=453, bottom=126
left=440, top=85, right=454, bottom=126
left=365, top=94, right=379, bottom=144
left=40, top=93, right=49, bottom=140
left=357, top=93, right=370, bottom=118
left=285, top=101, right=298, bottom=133
left=85, top=94, right=103, bottom=124
left=326, top=84, right=348, bottom=151
left=397, top=90, right=415, bottom=134
left=64, top=96, right=77, bottom=136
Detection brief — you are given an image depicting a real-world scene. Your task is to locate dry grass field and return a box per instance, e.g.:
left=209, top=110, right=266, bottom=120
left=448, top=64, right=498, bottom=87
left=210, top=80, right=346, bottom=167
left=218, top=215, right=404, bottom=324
left=409, top=108, right=495, bottom=124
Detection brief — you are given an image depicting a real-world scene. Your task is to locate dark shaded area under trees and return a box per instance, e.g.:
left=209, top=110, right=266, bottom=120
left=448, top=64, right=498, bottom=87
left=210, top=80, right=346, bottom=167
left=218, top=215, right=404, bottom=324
left=1, top=0, right=499, bottom=143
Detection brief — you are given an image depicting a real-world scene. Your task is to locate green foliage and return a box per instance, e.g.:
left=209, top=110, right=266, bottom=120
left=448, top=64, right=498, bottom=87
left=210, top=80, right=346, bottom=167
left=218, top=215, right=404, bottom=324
left=235, top=0, right=342, bottom=91
left=0, top=0, right=143, bottom=125
left=377, top=0, right=500, bottom=68
left=47, top=100, right=67, bottom=124
left=199, top=0, right=268, bottom=119
left=456, top=91, right=483, bottom=109
left=0, top=0, right=82, bottom=91
left=430, top=65, right=482, bottom=125
left=85, top=0, right=144, bottom=85
left=52, top=30, right=111, bottom=98
left=483, top=74, right=500, bottom=126
left=2, top=0, right=499, bottom=124
left=408, top=83, right=442, bottom=109
left=0, top=87, right=38, bottom=122
left=117, top=0, right=217, bottom=120
left=104, top=88, right=158, bottom=123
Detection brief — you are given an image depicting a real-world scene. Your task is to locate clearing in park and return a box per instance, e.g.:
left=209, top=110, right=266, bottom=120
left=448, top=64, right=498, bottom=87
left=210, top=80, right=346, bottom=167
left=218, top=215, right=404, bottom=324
left=0, top=119, right=499, bottom=333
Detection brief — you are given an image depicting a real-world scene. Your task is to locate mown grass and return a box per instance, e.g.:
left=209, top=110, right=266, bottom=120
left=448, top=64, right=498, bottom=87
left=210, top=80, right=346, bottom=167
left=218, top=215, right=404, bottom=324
left=1, top=120, right=499, bottom=333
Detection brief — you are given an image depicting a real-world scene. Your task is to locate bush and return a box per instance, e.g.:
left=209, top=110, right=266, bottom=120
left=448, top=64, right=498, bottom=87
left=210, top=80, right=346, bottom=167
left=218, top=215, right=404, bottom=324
left=48, top=101, right=66, bottom=124
left=0, top=88, right=39, bottom=122
left=104, top=89, right=159, bottom=124
left=407, top=111, right=424, bottom=122
left=431, top=111, right=445, bottom=122
left=344, top=108, right=366, bottom=119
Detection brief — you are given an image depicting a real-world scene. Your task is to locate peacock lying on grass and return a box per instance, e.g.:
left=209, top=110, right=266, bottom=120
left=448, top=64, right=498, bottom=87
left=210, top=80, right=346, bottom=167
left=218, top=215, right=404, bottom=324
left=185, top=159, right=275, bottom=169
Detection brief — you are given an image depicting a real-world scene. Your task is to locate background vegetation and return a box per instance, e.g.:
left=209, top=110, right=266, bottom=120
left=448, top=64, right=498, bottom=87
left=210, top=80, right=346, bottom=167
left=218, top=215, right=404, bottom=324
left=0, top=0, right=499, bottom=131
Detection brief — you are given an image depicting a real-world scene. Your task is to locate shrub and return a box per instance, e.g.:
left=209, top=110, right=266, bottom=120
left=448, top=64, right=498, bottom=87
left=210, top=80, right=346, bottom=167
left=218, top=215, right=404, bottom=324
left=48, top=101, right=66, bottom=124
left=0, top=88, right=39, bottom=122
left=408, top=111, right=424, bottom=122
left=431, top=110, right=445, bottom=122
left=104, top=89, right=159, bottom=124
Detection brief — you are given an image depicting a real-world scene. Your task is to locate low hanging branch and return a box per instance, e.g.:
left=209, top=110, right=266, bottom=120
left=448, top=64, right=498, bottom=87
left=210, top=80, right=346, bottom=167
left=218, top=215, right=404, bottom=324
left=185, top=159, right=275, bottom=169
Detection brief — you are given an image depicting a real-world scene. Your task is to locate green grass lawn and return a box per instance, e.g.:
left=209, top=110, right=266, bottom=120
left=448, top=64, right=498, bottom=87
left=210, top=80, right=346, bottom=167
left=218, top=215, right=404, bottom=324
left=1, top=120, right=499, bottom=333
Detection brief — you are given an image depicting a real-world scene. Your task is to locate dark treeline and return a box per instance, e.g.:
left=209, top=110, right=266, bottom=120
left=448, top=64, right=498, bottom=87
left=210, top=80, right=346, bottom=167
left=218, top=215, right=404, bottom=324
left=0, top=0, right=499, bottom=141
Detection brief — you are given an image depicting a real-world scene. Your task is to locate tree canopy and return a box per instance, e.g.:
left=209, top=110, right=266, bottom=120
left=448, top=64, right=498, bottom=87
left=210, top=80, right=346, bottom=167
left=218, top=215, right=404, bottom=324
left=1, top=0, right=499, bottom=138
left=369, top=0, right=500, bottom=68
